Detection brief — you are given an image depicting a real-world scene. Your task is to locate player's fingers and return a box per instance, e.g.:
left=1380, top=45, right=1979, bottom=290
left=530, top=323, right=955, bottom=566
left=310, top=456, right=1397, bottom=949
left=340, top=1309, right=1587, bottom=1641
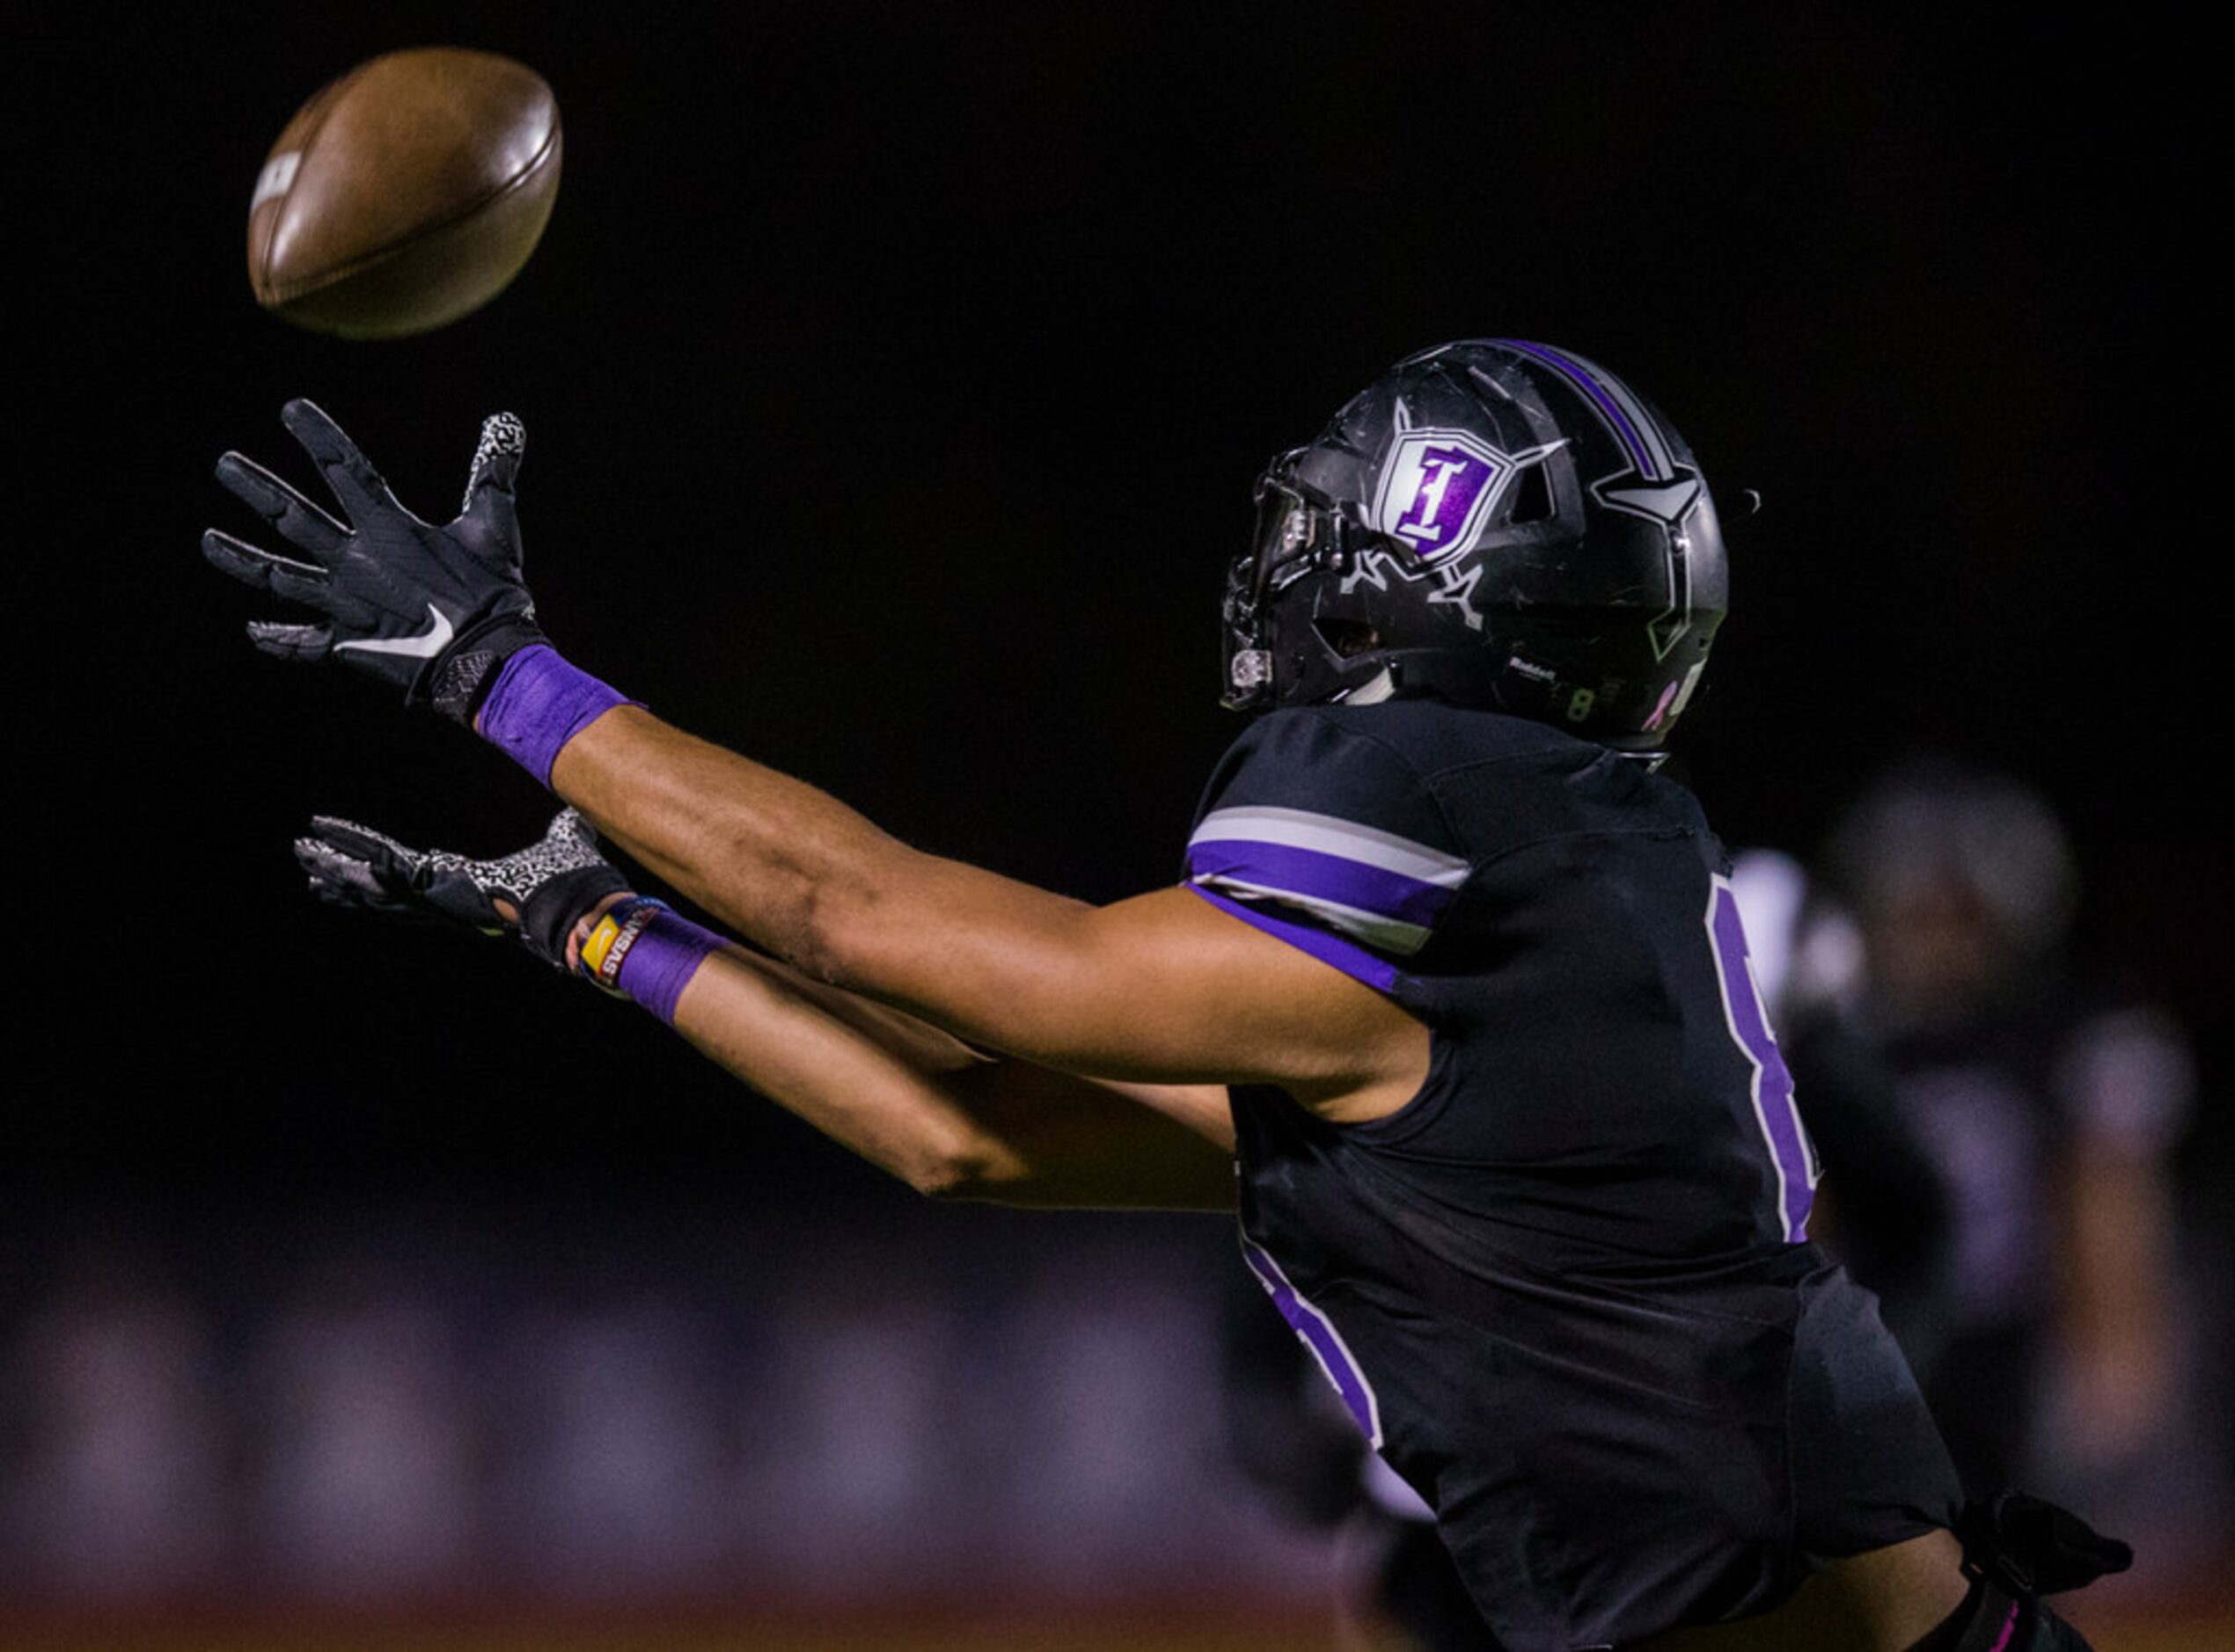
left=296, top=841, right=355, bottom=883
left=304, top=815, right=421, bottom=869
left=202, top=530, right=333, bottom=610
left=202, top=529, right=330, bottom=600
left=245, top=619, right=334, bottom=662
left=294, top=834, right=389, bottom=901
left=460, top=412, right=526, bottom=537
left=282, top=398, right=405, bottom=516
left=213, top=451, right=348, bottom=554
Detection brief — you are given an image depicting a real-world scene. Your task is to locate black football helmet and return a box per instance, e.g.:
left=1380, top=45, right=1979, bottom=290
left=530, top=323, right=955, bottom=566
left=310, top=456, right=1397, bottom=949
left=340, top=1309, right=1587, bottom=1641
left=1222, top=340, right=1729, bottom=749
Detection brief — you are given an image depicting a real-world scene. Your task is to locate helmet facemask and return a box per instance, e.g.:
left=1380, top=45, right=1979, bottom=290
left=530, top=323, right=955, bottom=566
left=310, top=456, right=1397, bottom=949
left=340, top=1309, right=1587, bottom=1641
left=1221, top=465, right=1370, bottom=712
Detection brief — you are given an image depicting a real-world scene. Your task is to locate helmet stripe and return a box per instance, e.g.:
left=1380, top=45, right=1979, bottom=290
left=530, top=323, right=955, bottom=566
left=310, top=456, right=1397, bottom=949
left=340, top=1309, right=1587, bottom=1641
left=1493, top=339, right=1679, bottom=481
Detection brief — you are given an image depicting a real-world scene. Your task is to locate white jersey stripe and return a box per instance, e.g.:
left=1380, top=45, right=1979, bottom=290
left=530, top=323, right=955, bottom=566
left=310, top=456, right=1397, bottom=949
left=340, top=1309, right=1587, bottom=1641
left=1189, top=873, right=1433, bottom=955
left=1191, top=806, right=1468, bottom=888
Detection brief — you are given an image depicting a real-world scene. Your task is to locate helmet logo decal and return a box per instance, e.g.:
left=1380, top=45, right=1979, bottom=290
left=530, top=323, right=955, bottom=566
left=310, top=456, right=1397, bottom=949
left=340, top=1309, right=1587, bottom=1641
left=1385, top=439, right=1490, bottom=553
left=1371, top=406, right=1564, bottom=564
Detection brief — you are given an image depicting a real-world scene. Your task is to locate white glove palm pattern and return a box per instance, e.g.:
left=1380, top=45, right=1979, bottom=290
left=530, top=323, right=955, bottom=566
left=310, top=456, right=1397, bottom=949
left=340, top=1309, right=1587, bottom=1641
left=295, top=808, right=630, bottom=969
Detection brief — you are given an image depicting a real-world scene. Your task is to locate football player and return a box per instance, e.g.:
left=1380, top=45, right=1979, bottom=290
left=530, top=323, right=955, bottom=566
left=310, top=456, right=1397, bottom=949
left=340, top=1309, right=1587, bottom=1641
left=205, top=341, right=2128, bottom=1649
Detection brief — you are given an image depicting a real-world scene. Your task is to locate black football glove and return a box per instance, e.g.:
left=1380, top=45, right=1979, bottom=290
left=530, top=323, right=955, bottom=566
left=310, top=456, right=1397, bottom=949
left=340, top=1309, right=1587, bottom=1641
left=294, top=807, right=630, bottom=969
left=205, top=398, right=547, bottom=722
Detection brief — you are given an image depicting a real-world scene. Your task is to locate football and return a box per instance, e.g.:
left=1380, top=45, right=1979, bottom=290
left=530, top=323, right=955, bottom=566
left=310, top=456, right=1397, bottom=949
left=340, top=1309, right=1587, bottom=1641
left=246, top=47, right=561, bottom=339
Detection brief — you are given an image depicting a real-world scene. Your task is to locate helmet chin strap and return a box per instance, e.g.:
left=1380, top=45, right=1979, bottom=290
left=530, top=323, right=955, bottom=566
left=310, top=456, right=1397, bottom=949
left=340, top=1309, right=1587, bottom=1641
left=1337, top=665, right=1402, bottom=706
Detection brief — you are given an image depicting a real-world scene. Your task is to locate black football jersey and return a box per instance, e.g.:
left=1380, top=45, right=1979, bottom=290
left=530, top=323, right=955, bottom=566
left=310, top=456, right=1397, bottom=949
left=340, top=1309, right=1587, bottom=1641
left=1186, top=702, right=1960, bottom=1649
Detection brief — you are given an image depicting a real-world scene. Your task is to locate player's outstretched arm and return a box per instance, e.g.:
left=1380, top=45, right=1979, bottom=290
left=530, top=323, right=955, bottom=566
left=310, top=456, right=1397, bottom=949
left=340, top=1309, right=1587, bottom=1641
left=206, top=403, right=1426, bottom=1118
left=671, top=946, right=1236, bottom=1210
left=543, top=705, right=1428, bottom=1122
left=297, top=809, right=1235, bottom=1210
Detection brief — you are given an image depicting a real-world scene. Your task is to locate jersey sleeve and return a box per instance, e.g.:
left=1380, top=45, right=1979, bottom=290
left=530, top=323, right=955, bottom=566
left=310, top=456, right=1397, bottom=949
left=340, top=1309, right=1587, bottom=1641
left=1182, top=710, right=1469, bottom=993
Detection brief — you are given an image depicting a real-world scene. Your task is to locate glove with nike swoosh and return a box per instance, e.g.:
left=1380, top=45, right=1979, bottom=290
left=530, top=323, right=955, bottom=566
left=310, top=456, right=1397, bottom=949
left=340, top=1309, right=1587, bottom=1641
left=294, top=807, right=632, bottom=970
left=204, top=398, right=547, bottom=723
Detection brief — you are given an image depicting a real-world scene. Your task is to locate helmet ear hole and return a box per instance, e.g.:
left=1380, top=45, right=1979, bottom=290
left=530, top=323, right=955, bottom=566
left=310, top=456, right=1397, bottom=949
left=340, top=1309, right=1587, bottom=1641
left=1507, top=461, right=1555, bottom=524
left=1314, top=618, right=1383, bottom=660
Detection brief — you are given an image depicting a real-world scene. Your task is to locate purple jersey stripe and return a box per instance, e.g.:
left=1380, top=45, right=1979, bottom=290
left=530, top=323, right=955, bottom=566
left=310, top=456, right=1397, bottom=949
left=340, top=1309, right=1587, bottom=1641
left=1709, top=884, right=1815, bottom=1241
left=1188, top=887, right=1402, bottom=993
left=1241, top=1239, right=1382, bottom=1446
left=1186, top=838, right=1457, bottom=932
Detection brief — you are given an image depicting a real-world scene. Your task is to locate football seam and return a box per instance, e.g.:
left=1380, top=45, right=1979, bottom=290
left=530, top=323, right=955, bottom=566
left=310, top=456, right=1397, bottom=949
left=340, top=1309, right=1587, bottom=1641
left=251, top=62, right=373, bottom=296
left=261, top=116, right=560, bottom=305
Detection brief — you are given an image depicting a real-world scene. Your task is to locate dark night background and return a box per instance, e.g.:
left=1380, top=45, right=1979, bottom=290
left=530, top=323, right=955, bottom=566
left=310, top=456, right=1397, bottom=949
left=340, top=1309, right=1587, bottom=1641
left=6, top=3, right=2229, bottom=1634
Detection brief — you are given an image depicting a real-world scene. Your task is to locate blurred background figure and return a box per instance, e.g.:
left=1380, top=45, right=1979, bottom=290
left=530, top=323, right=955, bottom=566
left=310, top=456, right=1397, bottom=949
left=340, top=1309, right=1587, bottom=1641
left=0, top=1249, right=227, bottom=1598
left=1755, top=752, right=2219, bottom=1587
left=484, top=1290, right=729, bottom=1599
left=245, top=1256, right=480, bottom=1599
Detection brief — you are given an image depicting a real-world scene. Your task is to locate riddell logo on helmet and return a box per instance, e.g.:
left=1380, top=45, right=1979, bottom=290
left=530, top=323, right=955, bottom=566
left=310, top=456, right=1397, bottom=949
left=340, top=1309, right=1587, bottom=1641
left=1373, top=427, right=1563, bottom=563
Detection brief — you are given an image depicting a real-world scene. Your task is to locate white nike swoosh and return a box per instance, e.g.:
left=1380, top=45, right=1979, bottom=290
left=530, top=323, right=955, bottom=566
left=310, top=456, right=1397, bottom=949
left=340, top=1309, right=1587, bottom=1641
left=335, top=603, right=456, bottom=660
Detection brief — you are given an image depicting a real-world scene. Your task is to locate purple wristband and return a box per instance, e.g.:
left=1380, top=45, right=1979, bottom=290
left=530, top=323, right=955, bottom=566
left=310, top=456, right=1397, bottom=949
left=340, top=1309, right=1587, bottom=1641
left=476, top=645, right=638, bottom=786
left=612, top=910, right=724, bottom=1026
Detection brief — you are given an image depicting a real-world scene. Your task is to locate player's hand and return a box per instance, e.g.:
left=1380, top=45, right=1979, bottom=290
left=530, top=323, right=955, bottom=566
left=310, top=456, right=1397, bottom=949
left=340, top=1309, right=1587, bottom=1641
left=293, top=807, right=630, bottom=969
left=204, top=399, right=547, bottom=723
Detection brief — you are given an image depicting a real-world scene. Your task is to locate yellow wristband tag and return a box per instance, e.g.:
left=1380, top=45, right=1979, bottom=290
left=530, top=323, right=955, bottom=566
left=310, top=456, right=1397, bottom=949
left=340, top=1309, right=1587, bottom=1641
left=579, top=911, right=626, bottom=981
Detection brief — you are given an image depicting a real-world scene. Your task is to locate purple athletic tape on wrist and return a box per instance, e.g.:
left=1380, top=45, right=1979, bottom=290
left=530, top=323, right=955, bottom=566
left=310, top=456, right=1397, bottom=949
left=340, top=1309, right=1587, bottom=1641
left=612, top=910, right=723, bottom=1026
left=477, top=645, right=637, bottom=786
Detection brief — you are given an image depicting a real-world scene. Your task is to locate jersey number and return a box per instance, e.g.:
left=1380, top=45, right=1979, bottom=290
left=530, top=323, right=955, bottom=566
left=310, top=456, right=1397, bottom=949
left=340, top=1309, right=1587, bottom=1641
left=1706, top=875, right=1818, bottom=1242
